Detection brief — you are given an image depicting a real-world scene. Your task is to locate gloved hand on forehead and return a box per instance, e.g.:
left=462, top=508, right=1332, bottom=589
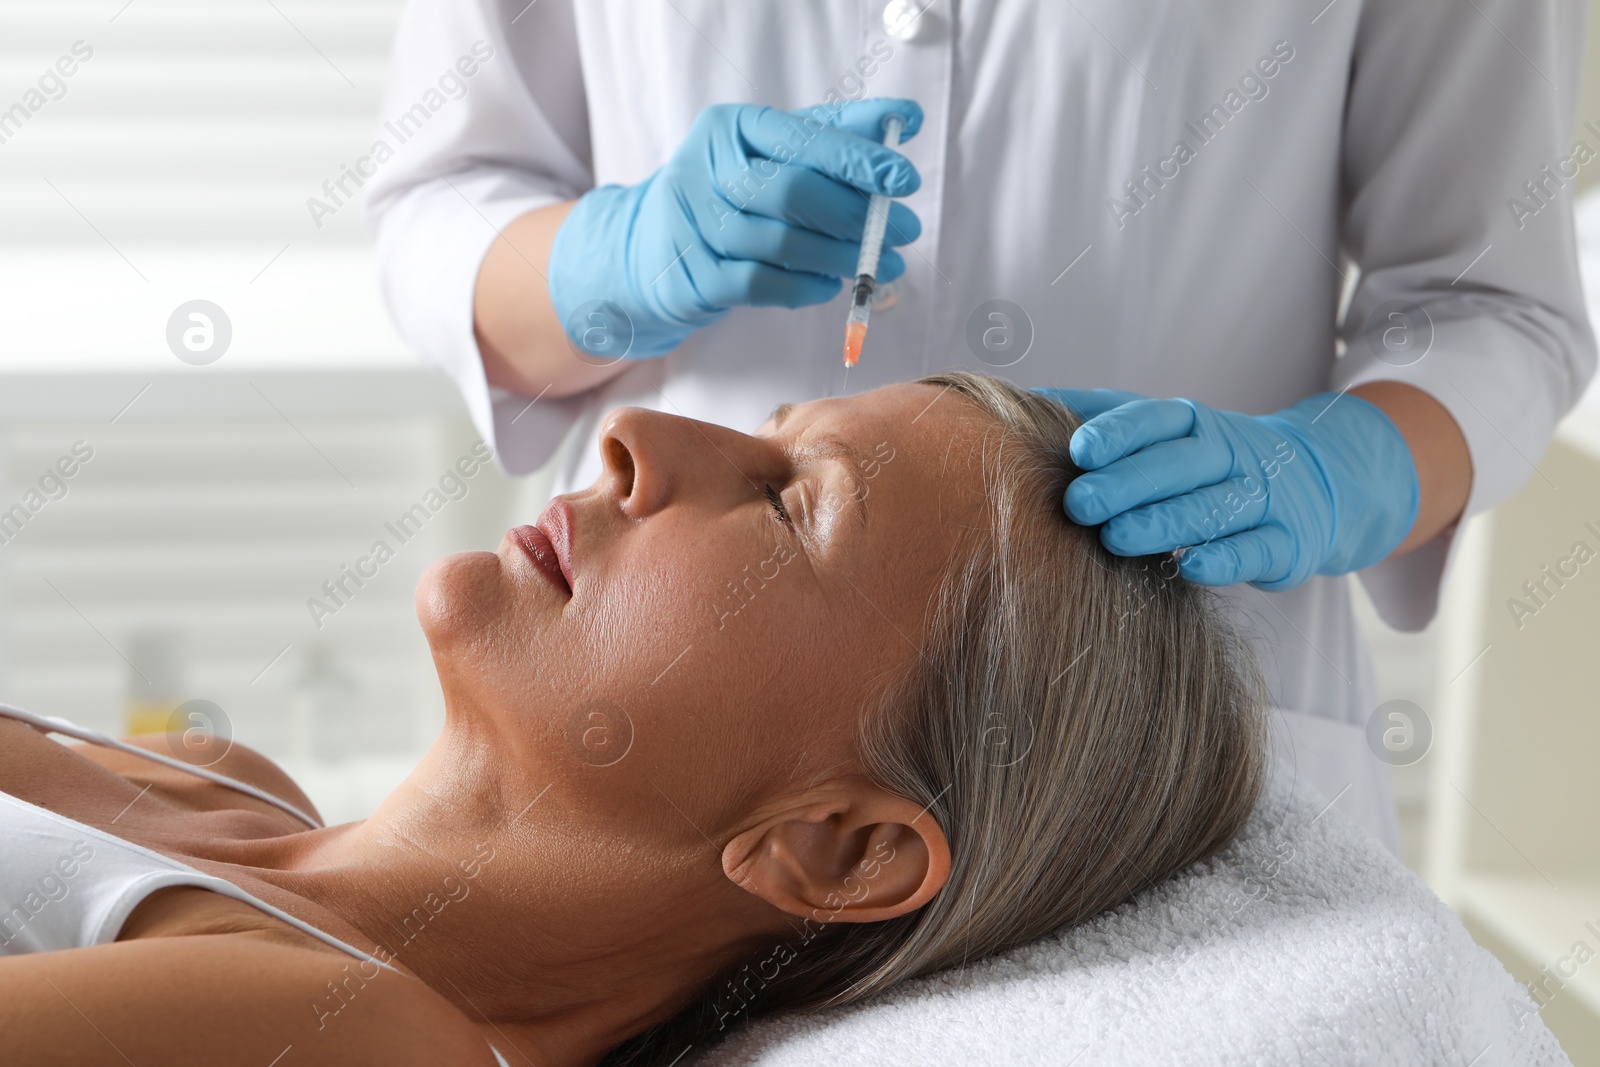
left=548, top=98, right=923, bottom=360
left=1034, top=388, right=1421, bottom=591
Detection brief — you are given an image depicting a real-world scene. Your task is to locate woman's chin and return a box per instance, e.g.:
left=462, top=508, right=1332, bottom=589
left=415, top=550, right=509, bottom=651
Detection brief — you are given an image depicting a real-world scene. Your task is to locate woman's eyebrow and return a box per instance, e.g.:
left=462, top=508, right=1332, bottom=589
left=765, top=402, right=869, bottom=530
left=799, top=434, right=870, bottom=531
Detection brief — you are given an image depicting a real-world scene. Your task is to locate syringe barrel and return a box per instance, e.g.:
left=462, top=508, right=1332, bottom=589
left=849, top=114, right=905, bottom=285
left=855, top=196, right=892, bottom=280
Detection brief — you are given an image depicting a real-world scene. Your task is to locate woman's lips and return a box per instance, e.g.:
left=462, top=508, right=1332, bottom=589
left=512, top=525, right=571, bottom=596
left=511, top=498, right=576, bottom=597
left=537, top=499, right=576, bottom=587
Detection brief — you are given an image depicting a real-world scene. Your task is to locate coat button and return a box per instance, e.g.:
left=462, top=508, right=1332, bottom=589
left=882, top=0, right=929, bottom=42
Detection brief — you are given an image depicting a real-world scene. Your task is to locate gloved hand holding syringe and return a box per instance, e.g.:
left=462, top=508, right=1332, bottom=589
left=545, top=100, right=923, bottom=364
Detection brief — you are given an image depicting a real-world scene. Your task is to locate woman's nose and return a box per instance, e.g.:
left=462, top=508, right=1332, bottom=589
left=599, top=407, right=767, bottom=520
left=598, top=407, right=674, bottom=518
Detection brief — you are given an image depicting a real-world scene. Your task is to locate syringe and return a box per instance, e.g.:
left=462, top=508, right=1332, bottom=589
left=842, top=114, right=906, bottom=368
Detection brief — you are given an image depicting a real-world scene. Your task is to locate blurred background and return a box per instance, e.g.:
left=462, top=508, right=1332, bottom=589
left=2, top=1, right=1599, bottom=1059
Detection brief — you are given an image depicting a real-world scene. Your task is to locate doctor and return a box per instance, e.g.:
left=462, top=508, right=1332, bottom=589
left=365, top=0, right=1594, bottom=852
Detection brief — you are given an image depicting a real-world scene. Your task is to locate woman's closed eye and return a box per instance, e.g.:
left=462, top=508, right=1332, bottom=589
left=763, top=484, right=792, bottom=525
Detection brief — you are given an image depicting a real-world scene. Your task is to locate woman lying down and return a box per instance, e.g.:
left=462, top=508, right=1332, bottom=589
left=0, top=372, right=1266, bottom=1066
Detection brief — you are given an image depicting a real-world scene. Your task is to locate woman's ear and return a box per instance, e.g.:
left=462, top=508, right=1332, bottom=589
left=720, top=778, right=950, bottom=924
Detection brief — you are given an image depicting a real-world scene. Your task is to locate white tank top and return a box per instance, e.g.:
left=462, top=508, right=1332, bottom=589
left=0, top=702, right=512, bottom=1067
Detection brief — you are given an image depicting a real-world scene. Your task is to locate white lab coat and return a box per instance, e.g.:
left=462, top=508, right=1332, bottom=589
left=365, top=0, right=1595, bottom=852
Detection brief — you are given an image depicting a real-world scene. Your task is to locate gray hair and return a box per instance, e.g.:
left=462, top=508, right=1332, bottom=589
left=605, top=371, right=1267, bottom=1063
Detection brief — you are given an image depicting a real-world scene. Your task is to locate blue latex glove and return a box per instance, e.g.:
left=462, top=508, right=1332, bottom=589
left=1035, top=388, right=1421, bottom=590
left=548, top=98, right=923, bottom=359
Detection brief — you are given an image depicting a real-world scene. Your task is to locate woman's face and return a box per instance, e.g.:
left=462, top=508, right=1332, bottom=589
left=416, top=382, right=992, bottom=840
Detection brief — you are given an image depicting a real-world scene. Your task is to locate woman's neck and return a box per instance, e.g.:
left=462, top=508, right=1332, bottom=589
left=246, top=726, right=777, bottom=1066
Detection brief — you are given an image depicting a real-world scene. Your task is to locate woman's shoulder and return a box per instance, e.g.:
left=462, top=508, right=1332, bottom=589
left=0, top=712, right=325, bottom=831
left=79, top=730, right=325, bottom=827
left=0, top=928, right=503, bottom=1066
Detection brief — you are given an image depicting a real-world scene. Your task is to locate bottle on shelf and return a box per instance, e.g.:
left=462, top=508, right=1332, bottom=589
left=123, top=628, right=184, bottom=737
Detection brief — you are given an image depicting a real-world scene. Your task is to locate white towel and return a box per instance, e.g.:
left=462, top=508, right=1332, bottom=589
left=690, top=759, right=1565, bottom=1066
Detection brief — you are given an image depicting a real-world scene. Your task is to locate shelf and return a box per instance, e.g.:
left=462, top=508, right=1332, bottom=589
left=0, top=246, right=413, bottom=372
